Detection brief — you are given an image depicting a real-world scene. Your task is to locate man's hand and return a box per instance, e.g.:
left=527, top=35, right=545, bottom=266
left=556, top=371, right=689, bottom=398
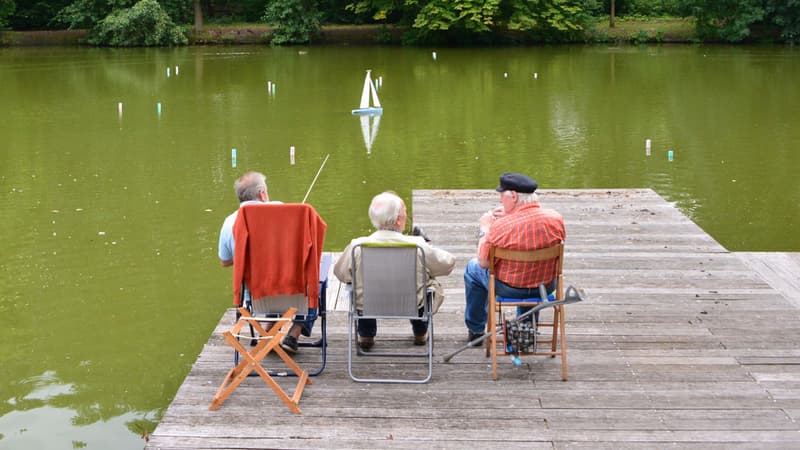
left=479, top=210, right=495, bottom=232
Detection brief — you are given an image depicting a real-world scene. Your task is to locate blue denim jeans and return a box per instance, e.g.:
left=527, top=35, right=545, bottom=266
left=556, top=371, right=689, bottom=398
left=463, top=257, right=555, bottom=334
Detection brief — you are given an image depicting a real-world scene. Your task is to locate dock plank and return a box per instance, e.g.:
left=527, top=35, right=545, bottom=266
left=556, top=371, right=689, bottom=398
left=147, top=189, right=800, bottom=449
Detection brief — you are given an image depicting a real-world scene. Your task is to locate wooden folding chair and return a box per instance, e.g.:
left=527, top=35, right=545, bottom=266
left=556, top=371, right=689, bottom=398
left=486, top=243, right=569, bottom=381
left=210, top=307, right=311, bottom=413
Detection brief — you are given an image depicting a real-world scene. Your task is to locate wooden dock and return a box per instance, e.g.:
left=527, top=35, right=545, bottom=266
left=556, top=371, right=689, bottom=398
left=147, top=189, right=800, bottom=449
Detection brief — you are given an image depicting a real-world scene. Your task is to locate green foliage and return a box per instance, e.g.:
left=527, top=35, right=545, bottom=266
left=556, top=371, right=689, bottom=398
left=682, top=0, right=764, bottom=42
left=0, top=0, right=14, bottom=29
left=609, top=0, right=683, bottom=17
left=631, top=28, right=647, bottom=42
left=88, top=0, right=187, bottom=46
left=680, top=0, right=800, bottom=43
left=503, top=0, right=590, bottom=43
left=262, top=0, right=322, bottom=45
left=8, top=0, right=73, bottom=30
left=411, top=0, right=501, bottom=33
left=345, top=0, right=411, bottom=24
left=766, top=0, right=800, bottom=43
left=55, top=0, right=105, bottom=28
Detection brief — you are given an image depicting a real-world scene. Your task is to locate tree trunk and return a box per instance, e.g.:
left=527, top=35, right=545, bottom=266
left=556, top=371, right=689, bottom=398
left=609, top=0, right=615, bottom=28
left=194, top=0, right=203, bottom=32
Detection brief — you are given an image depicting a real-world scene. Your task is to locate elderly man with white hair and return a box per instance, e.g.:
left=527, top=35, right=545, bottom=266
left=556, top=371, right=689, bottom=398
left=334, top=191, right=456, bottom=350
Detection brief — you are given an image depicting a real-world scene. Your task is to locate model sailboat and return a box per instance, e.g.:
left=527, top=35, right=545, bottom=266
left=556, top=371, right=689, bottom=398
left=351, top=70, right=383, bottom=115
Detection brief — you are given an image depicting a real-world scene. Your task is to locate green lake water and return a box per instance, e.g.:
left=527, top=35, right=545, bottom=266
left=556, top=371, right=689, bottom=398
left=1, top=44, right=799, bottom=448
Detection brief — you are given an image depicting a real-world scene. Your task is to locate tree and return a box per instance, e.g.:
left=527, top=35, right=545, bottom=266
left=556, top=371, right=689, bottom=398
left=263, top=0, right=323, bottom=45
left=0, top=0, right=14, bottom=29
left=88, top=0, right=187, bottom=45
left=680, top=0, right=764, bottom=42
left=609, top=0, right=614, bottom=27
left=193, top=0, right=201, bottom=30
left=766, top=0, right=800, bottom=43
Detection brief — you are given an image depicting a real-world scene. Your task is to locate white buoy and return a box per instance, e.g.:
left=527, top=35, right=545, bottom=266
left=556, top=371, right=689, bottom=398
left=378, top=76, right=383, bottom=87
left=668, top=150, right=674, bottom=161
left=267, top=81, right=272, bottom=92
left=157, top=102, right=162, bottom=116
left=231, top=148, right=237, bottom=168
left=271, top=83, right=276, bottom=95
left=645, top=139, right=651, bottom=156
left=504, top=72, right=508, bottom=78
left=290, top=146, right=295, bottom=165
left=432, top=51, right=437, bottom=60
left=175, top=66, right=179, bottom=75
left=118, top=102, right=123, bottom=116
left=534, top=72, right=538, bottom=79
left=167, top=67, right=171, bottom=77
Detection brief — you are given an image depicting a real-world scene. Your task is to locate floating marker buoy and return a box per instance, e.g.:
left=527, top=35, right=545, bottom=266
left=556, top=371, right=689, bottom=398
left=646, top=139, right=651, bottom=156
left=118, top=102, right=123, bottom=116
left=167, top=67, right=170, bottom=77
left=157, top=102, right=162, bottom=116
left=231, top=148, right=237, bottom=168
left=290, top=146, right=295, bottom=165
left=378, top=76, right=383, bottom=88
left=667, top=150, right=674, bottom=161
left=534, top=72, right=538, bottom=79
left=267, top=81, right=272, bottom=92
left=175, top=66, right=179, bottom=75
left=504, top=72, right=508, bottom=78
left=432, top=51, right=437, bottom=60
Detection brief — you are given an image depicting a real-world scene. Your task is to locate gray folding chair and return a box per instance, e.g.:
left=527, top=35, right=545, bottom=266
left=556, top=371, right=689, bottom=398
left=347, top=242, right=433, bottom=383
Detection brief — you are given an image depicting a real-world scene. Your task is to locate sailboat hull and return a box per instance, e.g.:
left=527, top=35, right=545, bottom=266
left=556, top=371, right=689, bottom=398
left=351, top=107, right=383, bottom=115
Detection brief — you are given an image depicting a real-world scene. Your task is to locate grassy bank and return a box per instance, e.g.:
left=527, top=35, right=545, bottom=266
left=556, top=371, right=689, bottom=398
left=1, top=18, right=695, bottom=47
left=587, top=17, right=697, bottom=43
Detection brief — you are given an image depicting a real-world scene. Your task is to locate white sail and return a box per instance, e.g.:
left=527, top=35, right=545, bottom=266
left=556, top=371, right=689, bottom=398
left=370, top=76, right=381, bottom=108
left=359, top=71, right=372, bottom=109
left=352, top=69, right=383, bottom=114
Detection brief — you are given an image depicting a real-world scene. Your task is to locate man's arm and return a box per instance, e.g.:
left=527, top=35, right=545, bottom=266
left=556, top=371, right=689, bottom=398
left=332, top=243, right=354, bottom=283
left=476, top=210, right=495, bottom=268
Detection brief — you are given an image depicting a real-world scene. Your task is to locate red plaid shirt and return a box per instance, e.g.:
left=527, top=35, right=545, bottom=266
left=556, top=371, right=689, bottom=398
left=479, top=202, right=565, bottom=288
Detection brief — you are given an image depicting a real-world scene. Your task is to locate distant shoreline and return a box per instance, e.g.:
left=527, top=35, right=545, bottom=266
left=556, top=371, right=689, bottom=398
left=1, top=20, right=697, bottom=47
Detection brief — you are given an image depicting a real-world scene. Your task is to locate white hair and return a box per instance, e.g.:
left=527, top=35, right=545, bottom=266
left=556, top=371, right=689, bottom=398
left=368, top=192, right=404, bottom=230
left=235, top=172, right=267, bottom=202
left=503, top=190, right=537, bottom=205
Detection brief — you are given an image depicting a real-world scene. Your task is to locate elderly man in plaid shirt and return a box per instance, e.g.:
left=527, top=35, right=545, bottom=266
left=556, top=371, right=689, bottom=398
left=464, top=173, right=566, bottom=345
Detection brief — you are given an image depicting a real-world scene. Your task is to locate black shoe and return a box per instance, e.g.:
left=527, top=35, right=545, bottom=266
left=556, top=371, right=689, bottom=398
left=280, top=335, right=298, bottom=354
left=358, top=336, right=374, bottom=350
left=467, top=331, right=483, bottom=347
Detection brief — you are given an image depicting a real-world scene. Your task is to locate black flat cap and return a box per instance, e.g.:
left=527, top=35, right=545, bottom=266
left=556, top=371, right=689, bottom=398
left=495, top=172, right=538, bottom=193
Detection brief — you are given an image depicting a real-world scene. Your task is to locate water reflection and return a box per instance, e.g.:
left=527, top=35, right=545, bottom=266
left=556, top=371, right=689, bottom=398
left=358, top=113, right=382, bottom=154
left=1, top=371, right=156, bottom=448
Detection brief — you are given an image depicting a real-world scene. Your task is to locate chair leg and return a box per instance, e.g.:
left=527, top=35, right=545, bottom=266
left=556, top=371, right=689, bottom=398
left=489, top=299, right=498, bottom=381
left=559, top=306, right=568, bottom=381
left=211, top=309, right=309, bottom=413
left=550, top=307, right=559, bottom=354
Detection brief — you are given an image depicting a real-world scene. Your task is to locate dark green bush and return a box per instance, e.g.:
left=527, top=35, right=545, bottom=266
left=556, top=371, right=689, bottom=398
left=262, top=0, right=322, bottom=45
left=88, top=0, right=187, bottom=46
left=0, top=0, right=14, bottom=29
